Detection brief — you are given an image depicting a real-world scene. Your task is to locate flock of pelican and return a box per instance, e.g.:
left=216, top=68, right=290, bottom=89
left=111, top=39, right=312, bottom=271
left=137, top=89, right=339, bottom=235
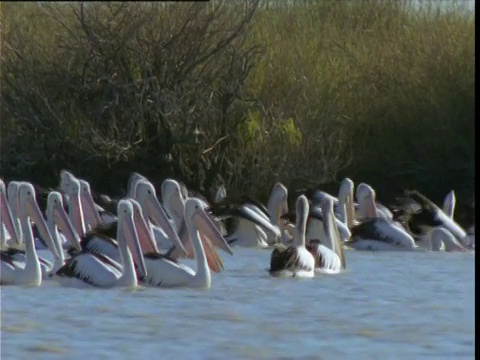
left=0, top=171, right=475, bottom=288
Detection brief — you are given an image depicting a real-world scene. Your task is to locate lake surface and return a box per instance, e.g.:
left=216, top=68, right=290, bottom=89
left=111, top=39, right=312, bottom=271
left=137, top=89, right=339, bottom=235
left=1, top=248, right=475, bottom=359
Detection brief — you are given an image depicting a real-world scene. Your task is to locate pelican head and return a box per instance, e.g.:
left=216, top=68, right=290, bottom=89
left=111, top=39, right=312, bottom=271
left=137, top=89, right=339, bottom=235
left=356, top=183, right=375, bottom=202
left=18, top=182, right=61, bottom=260
left=356, top=183, right=377, bottom=218
left=338, top=177, right=355, bottom=228
left=64, top=176, right=86, bottom=237
left=117, top=199, right=148, bottom=280
left=7, top=181, right=20, bottom=213
left=1, top=179, right=20, bottom=245
left=46, top=191, right=81, bottom=251
left=268, top=182, right=289, bottom=226
left=184, top=197, right=233, bottom=256
left=128, top=198, right=160, bottom=254
left=295, top=195, right=309, bottom=240
left=59, top=169, right=76, bottom=194
left=161, top=179, right=185, bottom=223
left=78, top=179, right=102, bottom=230
left=135, top=179, right=187, bottom=256
left=127, top=172, right=146, bottom=198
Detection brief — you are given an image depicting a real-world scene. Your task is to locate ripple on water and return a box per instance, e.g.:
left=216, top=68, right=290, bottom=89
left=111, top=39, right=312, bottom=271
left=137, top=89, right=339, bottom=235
left=25, top=344, right=70, bottom=354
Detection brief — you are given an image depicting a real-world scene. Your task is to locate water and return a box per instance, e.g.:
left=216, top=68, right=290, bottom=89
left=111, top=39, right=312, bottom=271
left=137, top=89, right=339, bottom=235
left=1, top=249, right=475, bottom=359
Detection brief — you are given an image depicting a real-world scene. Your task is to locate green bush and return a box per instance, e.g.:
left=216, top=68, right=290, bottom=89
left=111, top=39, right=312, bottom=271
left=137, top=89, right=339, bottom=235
left=1, top=1, right=474, bottom=208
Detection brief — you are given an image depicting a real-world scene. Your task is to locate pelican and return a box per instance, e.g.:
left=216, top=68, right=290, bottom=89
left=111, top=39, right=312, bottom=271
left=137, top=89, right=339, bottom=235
left=209, top=184, right=284, bottom=248
left=2, top=182, right=64, bottom=275
left=45, top=191, right=82, bottom=274
left=6, top=190, right=81, bottom=279
left=443, top=190, right=456, bottom=219
left=52, top=199, right=147, bottom=288
left=133, top=179, right=187, bottom=256
left=346, top=186, right=417, bottom=251
left=283, top=194, right=352, bottom=244
left=306, top=197, right=346, bottom=274
left=59, top=171, right=88, bottom=238
left=7, top=181, right=35, bottom=249
left=157, top=179, right=234, bottom=271
left=395, top=190, right=471, bottom=248
left=68, top=177, right=163, bottom=263
left=309, top=178, right=355, bottom=228
left=78, top=179, right=105, bottom=230
left=269, top=195, right=315, bottom=278
left=1, top=182, right=57, bottom=286
left=62, top=176, right=122, bottom=263
left=355, top=183, right=394, bottom=221
left=141, top=197, right=233, bottom=289
left=1, top=179, right=20, bottom=248
left=211, top=184, right=228, bottom=235
left=425, top=227, right=469, bottom=252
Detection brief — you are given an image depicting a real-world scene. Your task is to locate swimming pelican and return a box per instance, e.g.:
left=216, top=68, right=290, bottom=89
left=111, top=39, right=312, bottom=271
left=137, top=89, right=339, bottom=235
left=45, top=191, right=82, bottom=274
left=78, top=179, right=104, bottom=230
left=2, top=182, right=64, bottom=275
left=282, top=194, right=352, bottom=243
left=443, top=190, right=456, bottom=219
left=1, top=179, right=20, bottom=248
left=52, top=199, right=148, bottom=288
left=1, top=182, right=57, bottom=286
left=141, top=197, right=233, bottom=288
left=346, top=186, right=417, bottom=251
left=269, top=195, right=315, bottom=278
left=395, top=190, right=471, bottom=248
left=59, top=171, right=88, bottom=238
left=309, top=178, right=356, bottom=227
left=355, top=183, right=393, bottom=221
left=158, top=179, right=234, bottom=272
left=133, top=179, right=185, bottom=253
left=306, top=197, right=346, bottom=274
left=209, top=184, right=284, bottom=248
left=424, top=227, right=469, bottom=252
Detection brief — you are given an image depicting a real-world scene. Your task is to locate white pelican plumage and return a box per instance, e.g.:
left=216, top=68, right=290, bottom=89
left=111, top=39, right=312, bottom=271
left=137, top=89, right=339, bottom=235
left=346, top=185, right=417, bottom=251
left=141, top=197, right=233, bottom=289
left=133, top=179, right=186, bottom=255
left=70, top=191, right=164, bottom=263
left=355, top=182, right=394, bottom=221
left=209, top=183, right=284, bottom=248
left=2, top=181, right=64, bottom=276
left=306, top=197, right=346, bottom=274
left=1, top=182, right=58, bottom=286
left=443, top=190, right=456, bottom=219
left=395, top=190, right=471, bottom=249
left=78, top=178, right=104, bottom=230
left=269, top=195, right=315, bottom=278
left=309, top=178, right=356, bottom=228
left=52, top=199, right=148, bottom=288
left=157, top=179, right=234, bottom=272
left=426, top=227, right=469, bottom=252
left=1, top=179, right=21, bottom=248
left=45, top=191, right=82, bottom=274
